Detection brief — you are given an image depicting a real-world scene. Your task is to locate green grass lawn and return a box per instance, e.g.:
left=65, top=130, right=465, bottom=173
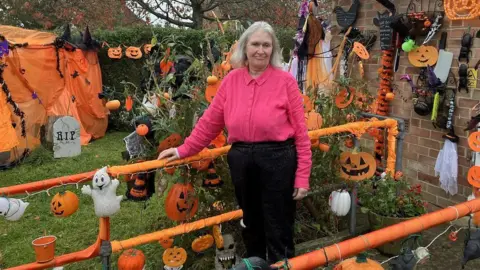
left=0, top=131, right=181, bottom=269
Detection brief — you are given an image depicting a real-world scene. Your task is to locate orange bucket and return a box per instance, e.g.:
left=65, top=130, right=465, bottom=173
left=32, top=235, right=57, bottom=263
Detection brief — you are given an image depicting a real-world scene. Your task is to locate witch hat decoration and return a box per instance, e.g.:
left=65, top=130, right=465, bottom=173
left=127, top=173, right=148, bottom=201
left=203, top=162, right=223, bottom=188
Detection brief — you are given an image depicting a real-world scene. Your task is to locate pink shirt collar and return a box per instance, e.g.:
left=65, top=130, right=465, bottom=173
left=242, top=64, right=274, bottom=85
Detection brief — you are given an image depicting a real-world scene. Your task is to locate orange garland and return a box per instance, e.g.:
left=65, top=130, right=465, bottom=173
left=444, top=0, right=480, bottom=20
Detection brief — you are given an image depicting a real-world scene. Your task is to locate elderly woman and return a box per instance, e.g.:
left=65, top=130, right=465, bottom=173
left=158, top=21, right=312, bottom=263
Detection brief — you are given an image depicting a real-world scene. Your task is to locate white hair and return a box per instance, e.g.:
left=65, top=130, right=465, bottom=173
left=230, top=21, right=283, bottom=69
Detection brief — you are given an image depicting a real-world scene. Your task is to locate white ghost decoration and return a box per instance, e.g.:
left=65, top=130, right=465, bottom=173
left=81, top=166, right=123, bottom=217
left=0, top=197, right=30, bottom=221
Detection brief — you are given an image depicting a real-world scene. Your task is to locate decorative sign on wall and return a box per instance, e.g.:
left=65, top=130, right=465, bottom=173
left=333, top=0, right=360, bottom=31
left=53, top=116, right=81, bottom=158
left=374, top=10, right=394, bottom=50
left=468, top=68, right=478, bottom=89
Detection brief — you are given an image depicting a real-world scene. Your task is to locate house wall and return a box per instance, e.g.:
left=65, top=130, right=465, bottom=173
left=332, top=0, right=480, bottom=206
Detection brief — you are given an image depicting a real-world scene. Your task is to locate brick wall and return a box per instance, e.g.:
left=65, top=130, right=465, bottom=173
left=332, top=0, right=479, bottom=206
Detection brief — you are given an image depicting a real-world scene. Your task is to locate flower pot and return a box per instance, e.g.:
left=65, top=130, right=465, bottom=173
left=367, top=211, right=423, bottom=256
left=32, top=235, right=57, bottom=263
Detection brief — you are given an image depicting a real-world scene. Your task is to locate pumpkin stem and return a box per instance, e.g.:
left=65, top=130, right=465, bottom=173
left=355, top=252, right=368, bottom=263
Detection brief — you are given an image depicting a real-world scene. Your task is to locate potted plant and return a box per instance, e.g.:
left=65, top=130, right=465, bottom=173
left=357, top=173, right=428, bottom=256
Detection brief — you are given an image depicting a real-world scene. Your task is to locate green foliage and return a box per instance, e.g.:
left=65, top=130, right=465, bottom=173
left=358, top=175, right=428, bottom=218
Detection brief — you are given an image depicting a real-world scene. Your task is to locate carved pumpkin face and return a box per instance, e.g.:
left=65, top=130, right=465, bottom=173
left=158, top=133, right=182, bottom=153
left=468, top=166, right=480, bottom=188
left=165, top=183, right=199, bottom=221
left=335, top=88, right=356, bottom=109
left=468, top=131, right=480, bottom=151
left=163, top=246, right=187, bottom=267
left=191, top=234, right=214, bottom=253
left=118, top=249, right=145, bottom=270
left=125, top=46, right=143, bottom=59
left=339, top=152, right=376, bottom=181
left=408, top=45, right=438, bottom=67
left=108, top=47, right=122, bottom=59
left=159, top=237, right=174, bottom=249
left=50, top=191, right=79, bottom=217
left=353, top=42, right=369, bottom=59
left=143, top=44, right=153, bottom=54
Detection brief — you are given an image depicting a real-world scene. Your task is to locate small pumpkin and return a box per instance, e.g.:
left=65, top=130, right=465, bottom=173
left=339, top=151, right=376, bottom=181
left=106, top=100, right=121, bottom=111
left=207, top=75, right=219, bottom=85
left=143, top=44, right=153, bottom=54
left=162, top=246, right=187, bottom=267
left=158, top=133, right=182, bottom=153
left=408, top=45, right=438, bottom=67
left=353, top=42, right=369, bottom=59
left=329, top=189, right=351, bottom=216
left=108, top=46, right=122, bottom=59
left=125, top=95, right=133, bottom=111
left=468, top=131, right=480, bottom=152
left=385, top=92, right=394, bottom=101
left=125, top=46, right=143, bottom=59
left=205, top=80, right=221, bottom=103
left=159, top=237, right=174, bottom=249
left=50, top=191, right=79, bottom=217
left=334, top=253, right=384, bottom=269
left=212, top=224, right=224, bottom=249
left=165, top=182, right=199, bottom=221
left=318, top=143, right=330, bottom=152
left=302, top=94, right=313, bottom=112
left=191, top=234, right=214, bottom=253
left=118, top=249, right=145, bottom=270
left=221, top=61, right=232, bottom=71
left=468, top=166, right=480, bottom=188
left=335, top=88, right=356, bottom=109
left=305, top=112, right=323, bottom=130
left=136, top=124, right=149, bottom=136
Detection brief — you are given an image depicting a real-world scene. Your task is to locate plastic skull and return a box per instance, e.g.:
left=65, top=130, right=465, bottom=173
left=215, top=234, right=240, bottom=270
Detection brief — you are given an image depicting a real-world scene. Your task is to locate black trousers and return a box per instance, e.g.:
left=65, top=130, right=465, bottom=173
left=227, top=138, right=297, bottom=264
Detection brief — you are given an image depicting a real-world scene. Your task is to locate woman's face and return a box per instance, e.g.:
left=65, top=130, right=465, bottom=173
left=246, top=30, right=273, bottom=70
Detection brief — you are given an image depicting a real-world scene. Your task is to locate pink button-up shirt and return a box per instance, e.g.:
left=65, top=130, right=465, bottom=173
left=177, top=65, right=312, bottom=189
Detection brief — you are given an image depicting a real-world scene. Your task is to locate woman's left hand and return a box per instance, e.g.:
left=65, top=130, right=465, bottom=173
left=292, top=188, right=308, bottom=200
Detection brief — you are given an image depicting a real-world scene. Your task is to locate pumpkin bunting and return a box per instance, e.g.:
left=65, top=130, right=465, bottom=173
left=339, top=151, right=376, bottom=181
left=125, top=46, right=143, bottom=59
left=50, top=191, right=79, bottom=217
left=162, top=246, right=187, bottom=267
left=165, top=182, right=199, bottom=221
left=118, top=249, right=145, bottom=270
left=107, top=46, right=122, bottom=59
left=191, top=234, right=214, bottom=253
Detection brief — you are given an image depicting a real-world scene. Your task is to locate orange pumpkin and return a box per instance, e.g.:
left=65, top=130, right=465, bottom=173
left=305, top=112, right=323, bottom=130
left=165, top=183, right=199, bottom=221
left=162, top=246, right=187, bottom=267
left=108, top=46, right=122, bottom=59
left=106, top=100, right=121, bottom=111
left=302, top=94, right=313, bottom=112
left=335, top=88, right=356, bottom=109
left=221, top=61, right=232, bottom=71
left=158, top=133, right=182, bottom=153
left=207, top=75, right=218, bottom=85
left=468, top=131, right=480, bottom=152
left=468, top=166, right=480, bottom=188
left=334, top=253, right=384, bottom=269
left=125, top=46, right=143, bottom=59
left=318, top=143, right=330, bottom=152
left=339, top=151, right=376, bottom=181
left=353, top=42, right=369, bottom=60
left=50, top=191, right=79, bottom=217
left=191, top=234, right=214, bottom=253
left=136, top=124, right=149, bottom=136
left=408, top=45, right=438, bottom=67
left=385, top=92, right=394, bottom=101
left=212, top=224, right=224, bottom=249
left=159, top=237, right=174, bottom=249
left=205, top=80, right=221, bottom=103
left=118, top=249, right=145, bottom=270
left=143, top=44, right=153, bottom=54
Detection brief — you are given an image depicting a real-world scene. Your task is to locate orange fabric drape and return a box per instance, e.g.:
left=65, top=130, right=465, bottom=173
left=306, top=42, right=330, bottom=93
left=0, top=89, right=19, bottom=152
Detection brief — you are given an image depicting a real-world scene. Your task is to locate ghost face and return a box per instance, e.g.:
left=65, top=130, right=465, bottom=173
left=0, top=198, right=9, bottom=216
left=245, top=30, right=273, bottom=72
left=93, top=167, right=111, bottom=190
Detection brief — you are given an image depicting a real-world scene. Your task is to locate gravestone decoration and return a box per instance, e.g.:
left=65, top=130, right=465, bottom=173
left=374, top=10, right=394, bottom=50
left=53, top=116, right=81, bottom=158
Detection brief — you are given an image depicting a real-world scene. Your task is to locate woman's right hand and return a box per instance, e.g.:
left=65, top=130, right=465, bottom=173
left=157, top=148, right=180, bottom=162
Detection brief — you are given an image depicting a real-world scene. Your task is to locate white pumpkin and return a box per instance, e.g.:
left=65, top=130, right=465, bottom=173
left=328, top=189, right=351, bottom=216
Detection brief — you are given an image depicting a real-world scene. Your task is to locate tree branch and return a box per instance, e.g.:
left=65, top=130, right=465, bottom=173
left=171, top=0, right=192, bottom=7
left=131, top=0, right=194, bottom=27
left=165, top=0, right=191, bottom=20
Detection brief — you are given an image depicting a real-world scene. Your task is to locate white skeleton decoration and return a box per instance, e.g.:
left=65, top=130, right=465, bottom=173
left=423, top=15, right=443, bottom=45
left=215, top=234, right=240, bottom=270
left=81, top=166, right=123, bottom=217
left=0, top=197, right=29, bottom=221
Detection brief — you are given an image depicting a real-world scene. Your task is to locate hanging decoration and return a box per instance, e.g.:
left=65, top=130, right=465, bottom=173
left=328, top=189, right=351, bottom=216
left=50, top=191, right=79, bottom=217
left=125, top=46, right=143, bottom=59
left=162, top=246, right=187, bottom=269
left=165, top=182, right=199, bottom=221
left=407, top=45, right=439, bottom=67
left=335, top=87, right=356, bottom=109
left=191, top=234, right=214, bottom=253
left=81, top=166, right=123, bottom=217
left=0, top=197, right=29, bottom=221
left=159, top=237, right=174, bottom=249
left=339, top=151, right=376, bottom=181
left=444, top=0, right=480, bottom=20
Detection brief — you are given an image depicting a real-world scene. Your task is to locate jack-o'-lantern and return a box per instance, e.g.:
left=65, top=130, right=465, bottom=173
left=302, top=94, right=313, bottom=112
left=339, top=151, right=376, bottom=181
left=162, top=246, right=187, bottom=267
left=468, top=131, right=480, bottom=152
left=468, top=166, right=480, bottom=188
left=385, top=92, right=395, bottom=101
left=165, top=182, right=199, bottom=221
left=125, top=46, right=143, bottom=59
left=159, top=237, right=174, bottom=249
left=353, top=42, right=369, bottom=60
left=118, top=248, right=145, bottom=270
left=305, top=112, right=323, bottom=130
left=108, top=46, right=122, bottom=59
left=408, top=45, right=438, bottom=67
left=143, top=44, right=153, bottom=54
left=106, top=100, right=121, bottom=111
left=334, top=253, right=383, bottom=270
left=191, top=234, right=214, bottom=253
left=205, top=80, right=221, bottom=103
left=50, top=191, right=79, bottom=217
left=158, top=133, right=182, bottom=153
left=335, top=88, right=356, bottom=109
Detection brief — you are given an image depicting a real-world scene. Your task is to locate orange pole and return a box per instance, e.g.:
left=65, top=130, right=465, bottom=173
left=272, top=198, right=480, bottom=269
left=111, top=209, right=243, bottom=252
left=7, top=217, right=110, bottom=270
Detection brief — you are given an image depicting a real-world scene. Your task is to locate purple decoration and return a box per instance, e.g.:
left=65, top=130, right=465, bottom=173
left=0, top=39, right=8, bottom=58
left=427, top=65, right=442, bottom=88
left=31, top=92, right=38, bottom=99
left=298, top=0, right=309, bottom=17
left=400, top=74, right=417, bottom=93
